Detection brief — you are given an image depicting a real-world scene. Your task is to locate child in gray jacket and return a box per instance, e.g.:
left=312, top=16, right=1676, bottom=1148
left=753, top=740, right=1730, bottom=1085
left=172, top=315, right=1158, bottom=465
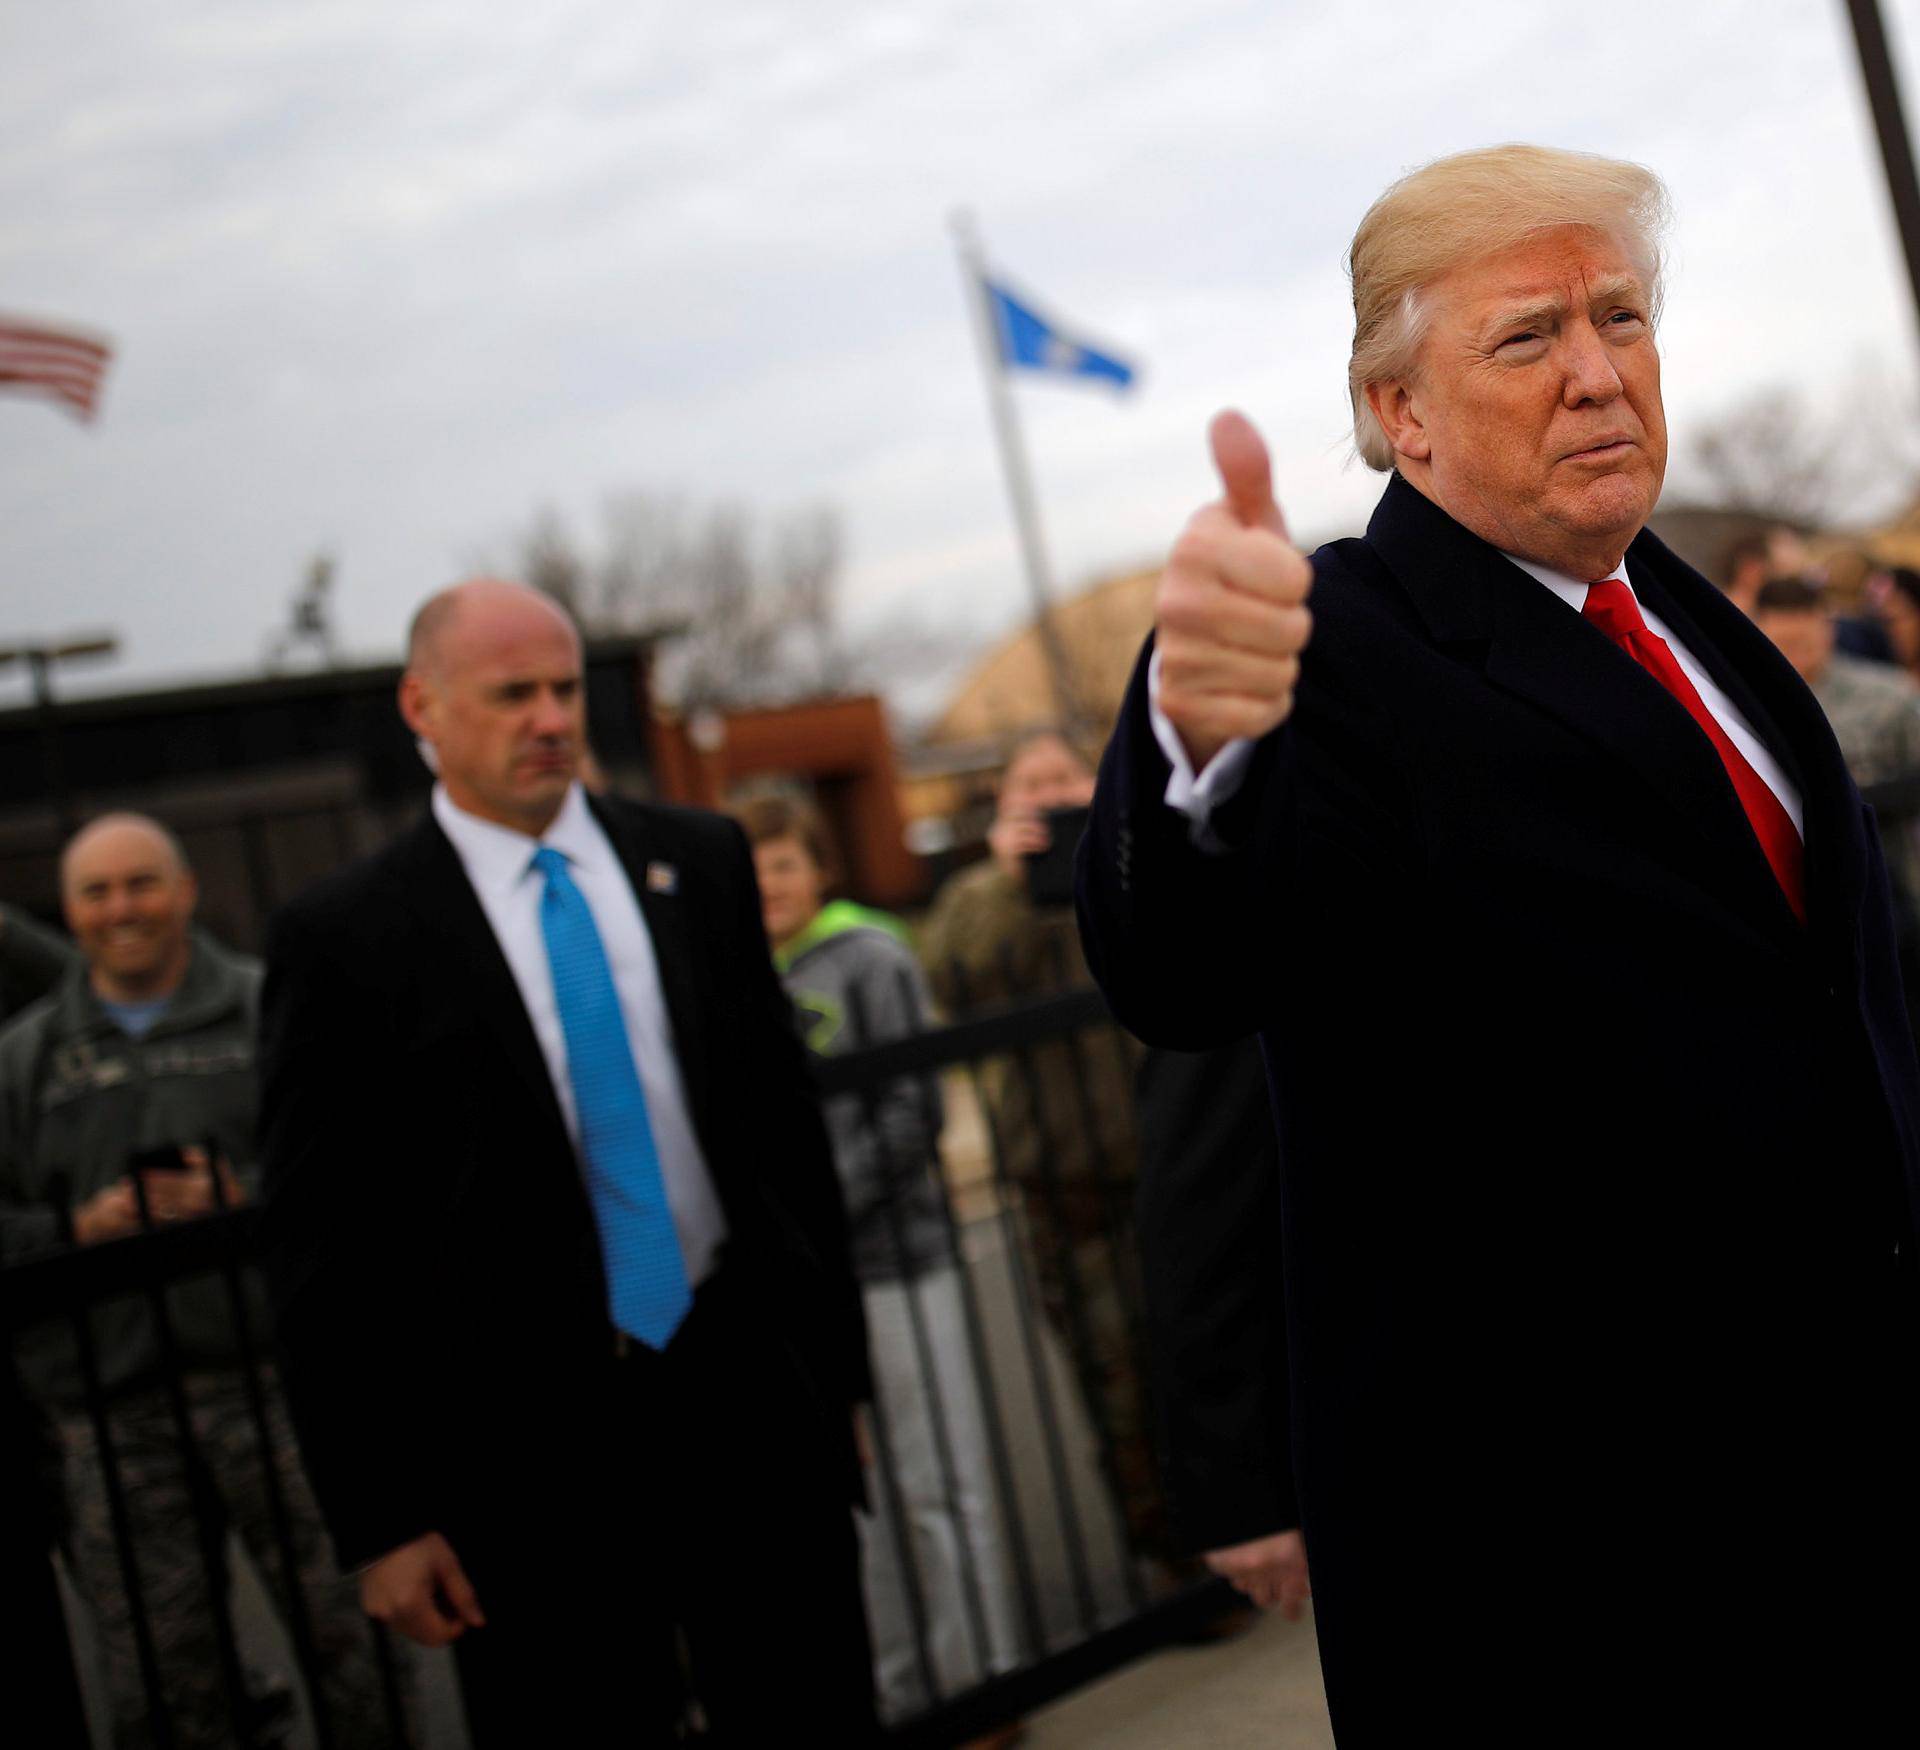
left=739, top=793, right=1019, bottom=1724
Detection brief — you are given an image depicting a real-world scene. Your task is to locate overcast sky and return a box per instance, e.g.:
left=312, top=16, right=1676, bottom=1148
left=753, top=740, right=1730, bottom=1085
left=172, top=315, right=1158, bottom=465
left=5, top=0, right=1920, bottom=715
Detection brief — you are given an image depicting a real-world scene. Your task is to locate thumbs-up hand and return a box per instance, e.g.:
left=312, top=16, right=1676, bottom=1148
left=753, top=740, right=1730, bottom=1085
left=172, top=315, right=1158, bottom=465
left=1155, top=411, right=1314, bottom=772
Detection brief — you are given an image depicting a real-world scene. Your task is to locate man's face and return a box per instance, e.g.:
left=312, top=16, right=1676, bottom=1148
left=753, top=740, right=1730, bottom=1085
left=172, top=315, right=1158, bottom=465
left=1376, top=226, right=1668, bottom=575
left=1755, top=608, right=1834, bottom=686
left=1883, top=585, right=1920, bottom=670
left=1727, top=555, right=1770, bottom=613
left=998, top=737, right=1095, bottom=822
left=62, top=823, right=197, bottom=995
left=404, top=596, right=584, bottom=835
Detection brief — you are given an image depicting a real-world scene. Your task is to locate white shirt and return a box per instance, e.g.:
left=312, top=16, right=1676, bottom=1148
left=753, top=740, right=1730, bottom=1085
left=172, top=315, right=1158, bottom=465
left=1151, top=552, right=1804, bottom=844
left=431, top=782, right=727, bottom=1287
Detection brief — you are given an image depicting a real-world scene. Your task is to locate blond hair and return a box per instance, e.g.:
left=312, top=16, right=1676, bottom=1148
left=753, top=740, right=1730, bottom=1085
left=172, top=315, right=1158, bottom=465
left=1347, top=145, right=1671, bottom=471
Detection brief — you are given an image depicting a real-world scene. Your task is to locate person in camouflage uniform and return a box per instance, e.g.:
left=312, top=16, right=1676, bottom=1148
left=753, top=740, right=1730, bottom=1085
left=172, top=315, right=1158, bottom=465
left=1755, top=578, right=1920, bottom=904
left=0, top=815, right=398, bottom=1748
left=1756, top=578, right=1920, bottom=1048
left=920, top=733, right=1168, bottom=1566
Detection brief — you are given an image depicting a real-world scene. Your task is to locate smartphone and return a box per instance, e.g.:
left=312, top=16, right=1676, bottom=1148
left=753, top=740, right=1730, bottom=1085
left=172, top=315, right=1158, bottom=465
left=1023, top=804, right=1092, bottom=908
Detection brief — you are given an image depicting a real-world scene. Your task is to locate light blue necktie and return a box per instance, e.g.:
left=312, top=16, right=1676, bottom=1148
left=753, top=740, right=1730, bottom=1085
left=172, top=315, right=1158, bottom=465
left=531, top=846, right=692, bottom=1349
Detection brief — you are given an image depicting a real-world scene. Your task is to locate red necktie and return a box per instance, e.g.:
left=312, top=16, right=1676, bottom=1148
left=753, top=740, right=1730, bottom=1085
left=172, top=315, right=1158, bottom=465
left=1582, top=578, right=1806, bottom=924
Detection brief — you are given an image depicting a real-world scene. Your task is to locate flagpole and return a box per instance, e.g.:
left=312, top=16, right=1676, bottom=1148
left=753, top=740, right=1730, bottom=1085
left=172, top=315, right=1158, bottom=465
left=951, top=209, right=1084, bottom=738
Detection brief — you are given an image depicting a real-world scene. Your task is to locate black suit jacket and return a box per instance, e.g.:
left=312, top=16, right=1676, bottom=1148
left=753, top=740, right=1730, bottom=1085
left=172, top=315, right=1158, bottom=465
left=258, top=794, right=868, bottom=1572
left=1078, top=476, right=1920, bottom=1740
left=1134, top=1039, right=1297, bottom=1554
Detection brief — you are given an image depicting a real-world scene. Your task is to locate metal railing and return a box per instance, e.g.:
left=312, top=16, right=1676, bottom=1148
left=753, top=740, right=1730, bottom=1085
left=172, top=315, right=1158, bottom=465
left=4, top=1180, right=410, bottom=1749
left=3, top=987, right=1235, bottom=1748
left=818, top=975, right=1237, bottom=1746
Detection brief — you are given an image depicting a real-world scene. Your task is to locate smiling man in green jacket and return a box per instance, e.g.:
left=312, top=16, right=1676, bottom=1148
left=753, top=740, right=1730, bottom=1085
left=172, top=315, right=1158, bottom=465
left=0, top=813, right=395, bottom=1749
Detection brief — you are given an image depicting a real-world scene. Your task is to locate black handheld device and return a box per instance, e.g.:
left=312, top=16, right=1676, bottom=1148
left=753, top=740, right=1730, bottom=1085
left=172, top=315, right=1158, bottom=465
left=1022, top=803, right=1092, bottom=908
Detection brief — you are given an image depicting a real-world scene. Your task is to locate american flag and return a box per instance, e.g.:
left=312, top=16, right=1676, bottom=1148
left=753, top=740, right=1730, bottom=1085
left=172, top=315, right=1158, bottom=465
left=0, top=314, right=113, bottom=421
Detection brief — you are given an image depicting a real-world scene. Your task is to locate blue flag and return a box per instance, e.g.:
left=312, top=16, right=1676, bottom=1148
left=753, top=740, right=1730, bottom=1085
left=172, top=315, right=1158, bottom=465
left=984, top=277, right=1137, bottom=389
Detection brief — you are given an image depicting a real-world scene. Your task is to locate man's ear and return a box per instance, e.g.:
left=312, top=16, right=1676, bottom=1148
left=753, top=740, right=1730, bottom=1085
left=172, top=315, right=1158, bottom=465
left=398, top=670, right=433, bottom=740
left=1365, top=379, right=1431, bottom=463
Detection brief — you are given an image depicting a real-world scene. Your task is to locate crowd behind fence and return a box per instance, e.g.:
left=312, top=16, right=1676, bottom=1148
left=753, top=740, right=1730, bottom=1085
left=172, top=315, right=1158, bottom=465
left=5, top=982, right=1240, bottom=1749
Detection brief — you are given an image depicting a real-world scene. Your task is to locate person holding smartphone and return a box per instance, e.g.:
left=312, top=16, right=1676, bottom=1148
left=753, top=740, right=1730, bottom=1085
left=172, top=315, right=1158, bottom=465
left=920, top=733, right=1171, bottom=1574
left=0, top=813, right=396, bottom=1747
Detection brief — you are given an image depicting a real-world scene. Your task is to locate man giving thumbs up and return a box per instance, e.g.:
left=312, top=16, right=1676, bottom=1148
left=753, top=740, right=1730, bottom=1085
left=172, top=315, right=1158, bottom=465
left=1074, top=144, right=1920, bottom=1747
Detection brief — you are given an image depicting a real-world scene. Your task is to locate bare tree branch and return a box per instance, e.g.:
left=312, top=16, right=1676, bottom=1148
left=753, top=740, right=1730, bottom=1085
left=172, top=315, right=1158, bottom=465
left=1681, top=376, right=1920, bottom=527
left=493, top=490, right=946, bottom=712
left=518, top=505, right=589, bottom=618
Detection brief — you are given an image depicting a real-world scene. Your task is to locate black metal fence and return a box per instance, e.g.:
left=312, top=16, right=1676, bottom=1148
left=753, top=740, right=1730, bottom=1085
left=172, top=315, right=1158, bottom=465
left=4, top=1185, right=411, bottom=1748
left=3, top=986, right=1235, bottom=1748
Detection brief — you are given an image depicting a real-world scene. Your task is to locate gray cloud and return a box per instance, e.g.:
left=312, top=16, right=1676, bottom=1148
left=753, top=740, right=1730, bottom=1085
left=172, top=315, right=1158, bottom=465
left=3, top=0, right=1919, bottom=708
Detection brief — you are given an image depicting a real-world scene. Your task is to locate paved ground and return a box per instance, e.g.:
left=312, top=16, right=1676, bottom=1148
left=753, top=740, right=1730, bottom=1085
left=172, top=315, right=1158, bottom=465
left=1028, top=1607, right=1334, bottom=1749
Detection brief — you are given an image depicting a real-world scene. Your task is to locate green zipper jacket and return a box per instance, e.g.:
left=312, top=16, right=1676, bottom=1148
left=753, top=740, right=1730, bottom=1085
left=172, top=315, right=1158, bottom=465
left=0, top=931, right=265, bottom=1401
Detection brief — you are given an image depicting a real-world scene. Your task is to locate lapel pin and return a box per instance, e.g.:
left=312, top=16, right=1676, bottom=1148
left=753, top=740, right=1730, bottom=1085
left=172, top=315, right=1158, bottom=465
left=646, top=860, right=679, bottom=895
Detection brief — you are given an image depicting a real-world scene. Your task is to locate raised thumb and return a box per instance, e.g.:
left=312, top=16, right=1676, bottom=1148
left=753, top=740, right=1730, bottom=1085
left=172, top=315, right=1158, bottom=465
left=1209, top=409, right=1289, bottom=538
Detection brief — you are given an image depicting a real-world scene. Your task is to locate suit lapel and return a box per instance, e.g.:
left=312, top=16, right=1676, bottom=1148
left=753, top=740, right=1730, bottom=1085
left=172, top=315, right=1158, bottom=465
left=1629, top=554, right=1807, bottom=795
left=1366, top=476, right=1810, bottom=948
left=1630, top=536, right=1868, bottom=970
left=391, top=816, right=571, bottom=1149
left=585, top=795, right=715, bottom=1127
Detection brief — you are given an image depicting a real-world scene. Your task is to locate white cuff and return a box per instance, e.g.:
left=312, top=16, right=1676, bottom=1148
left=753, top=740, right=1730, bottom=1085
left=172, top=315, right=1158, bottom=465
left=1148, top=650, right=1256, bottom=852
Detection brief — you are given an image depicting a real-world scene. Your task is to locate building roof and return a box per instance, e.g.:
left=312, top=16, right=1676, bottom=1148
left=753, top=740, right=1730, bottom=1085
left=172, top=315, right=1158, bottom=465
left=927, top=566, right=1158, bottom=748
left=0, top=632, right=666, bottom=730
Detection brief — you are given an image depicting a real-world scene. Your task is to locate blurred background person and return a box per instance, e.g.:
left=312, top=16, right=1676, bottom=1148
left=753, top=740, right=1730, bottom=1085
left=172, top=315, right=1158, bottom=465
left=741, top=790, right=1022, bottom=1736
left=1826, top=557, right=1899, bottom=666
left=1721, top=531, right=1894, bottom=659
left=261, top=580, right=878, bottom=1746
left=1755, top=575, right=1920, bottom=1035
left=1716, top=531, right=1771, bottom=617
left=923, top=730, right=1098, bottom=1005
left=0, top=813, right=392, bottom=1749
left=1754, top=576, right=1920, bottom=892
left=920, top=732, right=1170, bottom=1576
left=1874, top=564, right=1920, bottom=687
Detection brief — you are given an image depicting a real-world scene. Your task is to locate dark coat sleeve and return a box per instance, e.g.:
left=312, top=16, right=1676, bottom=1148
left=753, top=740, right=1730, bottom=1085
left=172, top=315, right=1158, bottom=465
left=256, top=887, right=446, bottom=1572
left=1075, top=631, right=1408, bottom=1051
left=1135, top=1039, right=1298, bottom=1553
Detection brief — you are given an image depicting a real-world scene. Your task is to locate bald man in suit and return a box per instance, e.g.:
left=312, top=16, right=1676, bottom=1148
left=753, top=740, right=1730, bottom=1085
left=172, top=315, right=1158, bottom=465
left=260, top=580, right=878, bottom=1744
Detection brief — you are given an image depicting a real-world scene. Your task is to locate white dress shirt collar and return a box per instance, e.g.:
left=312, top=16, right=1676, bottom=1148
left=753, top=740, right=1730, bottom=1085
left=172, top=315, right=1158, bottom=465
left=430, top=781, right=608, bottom=904
left=1497, top=547, right=1804, bottom=836
left=1502, top=550, right=1628, bottom=614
